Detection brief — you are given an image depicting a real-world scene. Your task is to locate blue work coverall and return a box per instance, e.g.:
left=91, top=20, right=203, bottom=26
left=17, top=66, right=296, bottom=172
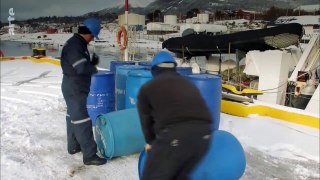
left=60, top=34, right=97, bottom=161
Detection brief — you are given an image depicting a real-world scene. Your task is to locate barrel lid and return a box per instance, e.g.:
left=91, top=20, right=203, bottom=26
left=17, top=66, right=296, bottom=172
left=116, top=65, right=144, bottom=70
left=128, top=69, right=152, bottom=78
left=95, top=114, right=115, bottom=160
left=94, top=70, right=114, bottom=76
left=138, top=150, right=147, bottom=179
left=111, top=60, right=135, bottom=65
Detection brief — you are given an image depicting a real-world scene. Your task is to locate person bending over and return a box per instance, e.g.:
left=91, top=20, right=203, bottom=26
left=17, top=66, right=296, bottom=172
left=137, top=51, right=212, bottom=179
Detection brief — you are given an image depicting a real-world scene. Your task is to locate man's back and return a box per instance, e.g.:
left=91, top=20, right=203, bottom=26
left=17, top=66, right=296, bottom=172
left=138, top=71, right=212, bottom=135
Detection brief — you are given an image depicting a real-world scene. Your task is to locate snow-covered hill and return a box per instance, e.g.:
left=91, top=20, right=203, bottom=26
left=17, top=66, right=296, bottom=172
left=90, top=0, right=320, bottom=16
left=114, top=0, right=156, bottom=8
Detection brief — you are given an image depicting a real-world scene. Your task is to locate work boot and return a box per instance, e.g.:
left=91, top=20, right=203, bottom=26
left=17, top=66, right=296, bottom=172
left=68, top=148, right=81, bottom=155
left=84, top=154, right=107, bottom=166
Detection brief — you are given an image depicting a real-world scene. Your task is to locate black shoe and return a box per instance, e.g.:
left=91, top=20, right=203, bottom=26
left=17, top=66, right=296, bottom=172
left=68, top=148, right=81, bottom=155
left=84, top=155, right=107, bottom=166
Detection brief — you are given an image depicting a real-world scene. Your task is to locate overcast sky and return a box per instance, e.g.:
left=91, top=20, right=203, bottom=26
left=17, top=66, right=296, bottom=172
left=0, top=0, right=121, bottom=22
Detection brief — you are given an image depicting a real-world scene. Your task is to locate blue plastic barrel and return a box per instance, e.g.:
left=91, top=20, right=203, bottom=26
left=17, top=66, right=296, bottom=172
left=191, top=130, right=246, bottom=180
left=187, top=74, right=221, bottom=130
left=176, top=67, right=193, bottom=76
left=115, top=65, right=145, bottom=111
left=138, top=149, right=147, bottom=179
left=125, top=70, right=152, bottom=109
left=95, top=108, right=146, bottom=159
left=138, top=61, right=152, bottom=70
left=87, top=71, right=115, bottom=126
left=110, top=60, right=135, bottom=74
left=138, top=130, right=246, bottom=180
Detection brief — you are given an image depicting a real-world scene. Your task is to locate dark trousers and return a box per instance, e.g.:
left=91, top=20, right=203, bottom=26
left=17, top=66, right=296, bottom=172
left=142, top=123, right=212, bottom=180
left=62, top=76, right=97, bottom=161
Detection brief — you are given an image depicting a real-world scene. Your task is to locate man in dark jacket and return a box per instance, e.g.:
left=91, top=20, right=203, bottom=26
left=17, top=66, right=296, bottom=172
left=61, top=18, right=106, bottom=166
left=137, top=51, right=212, bottom=179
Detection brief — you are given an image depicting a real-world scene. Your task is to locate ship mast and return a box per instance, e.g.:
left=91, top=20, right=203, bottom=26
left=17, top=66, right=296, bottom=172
left=124, top=0, right=129, bottom=61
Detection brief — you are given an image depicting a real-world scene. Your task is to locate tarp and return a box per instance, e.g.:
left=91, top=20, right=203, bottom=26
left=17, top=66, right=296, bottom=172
left=162, top=23, right=303, bottom=59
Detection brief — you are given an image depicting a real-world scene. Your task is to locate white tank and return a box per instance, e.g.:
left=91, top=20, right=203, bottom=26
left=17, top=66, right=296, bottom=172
left=164, top=15, right=177, bottom=25
left=193, top=24, right=228, bottom=33
left=118, top=13, right=145, bottom=26
left=191, top=17, right=198, bottom=23
left=186, top=18, right=192, bottom=24
left=180, top=24, right=228, bottom=35
left=147, top=23, right=162, bottom=31
left=147, top=22, right=177, bottom=32
left=197, top=13, right=209, bottom=23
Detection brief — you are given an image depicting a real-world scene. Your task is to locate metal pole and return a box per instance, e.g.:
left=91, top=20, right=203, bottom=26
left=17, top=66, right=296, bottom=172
left=124, top=0, right=129, bottom=61
left=216, top=46, right=221, bottom=74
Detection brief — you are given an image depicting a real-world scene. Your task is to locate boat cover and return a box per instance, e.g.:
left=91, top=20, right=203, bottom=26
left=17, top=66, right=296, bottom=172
left=162, top=23, right=303, bottom=59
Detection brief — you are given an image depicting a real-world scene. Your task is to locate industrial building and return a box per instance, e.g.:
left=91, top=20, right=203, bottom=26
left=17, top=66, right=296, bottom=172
left=118, top=13, right=145, bottom=31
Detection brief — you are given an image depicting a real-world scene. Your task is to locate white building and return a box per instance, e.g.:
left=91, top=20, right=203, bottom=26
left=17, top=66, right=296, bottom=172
left=164, top=15, right=177, bottom=25
left=118, top=13, right=145, bottom=31
left=197, top=14, right=209, bottom=23
left=294, top=4, right=320, bottom=13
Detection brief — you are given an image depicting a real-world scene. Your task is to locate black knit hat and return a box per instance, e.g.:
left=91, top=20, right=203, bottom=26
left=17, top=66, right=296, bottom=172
left=78, top=25, right=92, bottom=35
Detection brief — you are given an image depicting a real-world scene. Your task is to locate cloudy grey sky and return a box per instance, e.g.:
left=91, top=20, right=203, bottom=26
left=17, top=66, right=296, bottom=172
left=0, top=0, right=121, bottom=22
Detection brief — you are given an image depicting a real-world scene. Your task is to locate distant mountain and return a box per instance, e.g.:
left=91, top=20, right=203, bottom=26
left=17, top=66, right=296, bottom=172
left=114, top=0, right=156, bottom=8
left=18, top=0, right=318, bottom=24
left=91, top=0, right=319, bottom=16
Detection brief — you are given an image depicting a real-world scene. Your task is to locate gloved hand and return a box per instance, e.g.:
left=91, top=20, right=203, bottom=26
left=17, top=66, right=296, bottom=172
left=91, top=53, right=100, bottom=66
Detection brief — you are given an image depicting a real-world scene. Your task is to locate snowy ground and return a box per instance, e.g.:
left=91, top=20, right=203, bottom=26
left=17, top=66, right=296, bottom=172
left=1, top=60, right=319, bottom=180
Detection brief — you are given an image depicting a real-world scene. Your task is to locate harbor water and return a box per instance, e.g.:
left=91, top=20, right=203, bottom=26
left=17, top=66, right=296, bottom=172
left=0, top=40, right=150, bottom=70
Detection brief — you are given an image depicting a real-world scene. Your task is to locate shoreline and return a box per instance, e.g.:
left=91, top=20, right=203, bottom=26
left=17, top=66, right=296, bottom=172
left=0, top=30, right=164, bottom=51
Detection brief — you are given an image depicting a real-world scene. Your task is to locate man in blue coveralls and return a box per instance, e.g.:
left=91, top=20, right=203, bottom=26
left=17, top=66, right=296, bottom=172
left=61, top=18, right=106, bottom=166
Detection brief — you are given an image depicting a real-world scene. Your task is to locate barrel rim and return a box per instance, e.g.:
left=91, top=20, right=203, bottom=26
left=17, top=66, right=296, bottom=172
left=95, top=114, right=115, bottom=160
left=94, top=71, right=114, bottom=76
left=188, top=74, right=221, bottom=79
left=138, top=149, right=146, bottom=179
left=127, top=70, right=152, bottom=77
left=111, top=60, right=136, bottom=64
left=116, top=65, right=145, bottom=70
